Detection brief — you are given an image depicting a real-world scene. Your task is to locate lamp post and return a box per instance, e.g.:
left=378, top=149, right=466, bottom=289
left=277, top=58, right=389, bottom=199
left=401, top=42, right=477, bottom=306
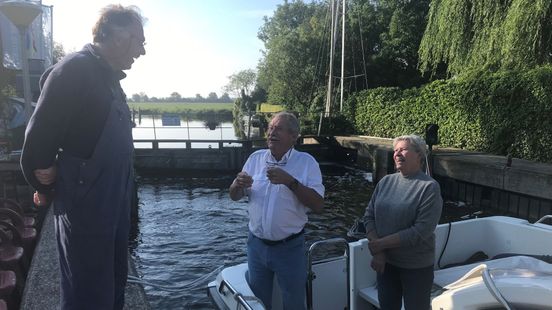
left=0, top=0, right=42, bottom=125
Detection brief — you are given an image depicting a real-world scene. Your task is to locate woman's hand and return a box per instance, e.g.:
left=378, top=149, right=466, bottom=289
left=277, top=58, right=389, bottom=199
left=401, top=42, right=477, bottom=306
left=368, top=238, right=384, bottom=255
left=370, top=252, right=386, bottom=274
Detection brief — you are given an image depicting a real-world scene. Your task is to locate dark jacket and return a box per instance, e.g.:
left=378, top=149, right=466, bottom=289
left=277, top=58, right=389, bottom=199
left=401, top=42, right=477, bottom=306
left=21, top=44, right=127, bottom=192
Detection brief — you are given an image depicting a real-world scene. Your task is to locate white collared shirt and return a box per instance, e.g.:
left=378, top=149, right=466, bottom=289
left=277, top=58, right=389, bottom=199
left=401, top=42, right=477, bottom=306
left=242, top=148, right=324, bottom=241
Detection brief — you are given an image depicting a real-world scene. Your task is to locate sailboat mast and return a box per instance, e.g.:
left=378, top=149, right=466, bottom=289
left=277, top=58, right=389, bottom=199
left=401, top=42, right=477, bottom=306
left=324, top=0, right=337, bottom=117
left=340, top=0, right=345, bottom=112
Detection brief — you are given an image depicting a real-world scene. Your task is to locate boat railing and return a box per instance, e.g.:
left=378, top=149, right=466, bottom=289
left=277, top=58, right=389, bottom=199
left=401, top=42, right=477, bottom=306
left=534, top=215, right=552, bottom=225
left=217, top=279, right=264, bottom=310
left=306, top=238, right=350, bottom=310
left=481, top=267, right=514, bottom=310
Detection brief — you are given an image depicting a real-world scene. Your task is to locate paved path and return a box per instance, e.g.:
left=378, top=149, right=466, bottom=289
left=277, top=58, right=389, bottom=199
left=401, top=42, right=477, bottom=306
left=20, top=207, right=150, bottom=310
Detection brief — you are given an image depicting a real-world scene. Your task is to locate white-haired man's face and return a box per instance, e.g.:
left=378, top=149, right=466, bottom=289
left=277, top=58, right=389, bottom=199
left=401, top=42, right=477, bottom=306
left=267, top=115, right=296, bottom=160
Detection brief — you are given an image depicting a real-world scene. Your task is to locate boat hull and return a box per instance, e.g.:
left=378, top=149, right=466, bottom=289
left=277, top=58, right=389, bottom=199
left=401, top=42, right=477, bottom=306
left=207, top=216, right=552, bottom=310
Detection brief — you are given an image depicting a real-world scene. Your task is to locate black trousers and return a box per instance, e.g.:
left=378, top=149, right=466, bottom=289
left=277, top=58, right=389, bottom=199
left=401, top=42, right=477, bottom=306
left=376, top=263, right=434, bottom=310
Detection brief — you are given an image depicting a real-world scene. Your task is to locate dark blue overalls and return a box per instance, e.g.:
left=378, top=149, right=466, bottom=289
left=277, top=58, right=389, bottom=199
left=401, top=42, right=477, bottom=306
left=54, top=84, right=134, bottom=310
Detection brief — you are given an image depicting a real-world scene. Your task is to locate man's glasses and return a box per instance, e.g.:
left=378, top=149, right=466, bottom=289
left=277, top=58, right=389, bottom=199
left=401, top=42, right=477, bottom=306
left=266, top=158, right=287, bottom=167
left=265, top=149, right=292, bottom=167
left=131, top=35, right=147, bottom=47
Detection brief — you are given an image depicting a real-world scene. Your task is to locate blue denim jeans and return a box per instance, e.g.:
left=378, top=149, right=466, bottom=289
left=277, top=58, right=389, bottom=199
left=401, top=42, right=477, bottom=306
left=377, top=263, right=434, bottom=310
left=247, top=231, right=307, bottom=310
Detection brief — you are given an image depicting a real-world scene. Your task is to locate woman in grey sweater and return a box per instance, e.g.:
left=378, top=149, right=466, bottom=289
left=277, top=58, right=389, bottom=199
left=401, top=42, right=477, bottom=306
left=362, top=135, right=443, bottom=310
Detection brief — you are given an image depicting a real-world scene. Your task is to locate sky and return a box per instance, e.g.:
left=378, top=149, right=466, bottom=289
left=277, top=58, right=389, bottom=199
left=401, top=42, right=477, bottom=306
left=42, top=0, right=282, bottom=98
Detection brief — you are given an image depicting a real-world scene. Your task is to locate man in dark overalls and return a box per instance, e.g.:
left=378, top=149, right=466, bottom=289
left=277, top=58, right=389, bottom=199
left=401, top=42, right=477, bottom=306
left=20, top=5, right=146, bottom=309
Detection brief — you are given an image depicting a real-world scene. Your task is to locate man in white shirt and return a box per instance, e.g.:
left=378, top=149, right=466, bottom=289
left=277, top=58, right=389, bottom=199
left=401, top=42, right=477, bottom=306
left=229, top=111, right=324, bottom=309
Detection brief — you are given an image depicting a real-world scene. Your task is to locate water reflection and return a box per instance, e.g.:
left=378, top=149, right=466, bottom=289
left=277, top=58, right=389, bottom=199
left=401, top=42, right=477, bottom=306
left=130, top=164, right=373, bottom=309
left=133, top=117, right=237, bottom=141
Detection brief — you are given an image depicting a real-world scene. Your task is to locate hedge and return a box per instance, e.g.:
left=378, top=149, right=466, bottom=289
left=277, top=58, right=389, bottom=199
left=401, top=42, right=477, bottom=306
left=347, top=65, right=552, bottom=163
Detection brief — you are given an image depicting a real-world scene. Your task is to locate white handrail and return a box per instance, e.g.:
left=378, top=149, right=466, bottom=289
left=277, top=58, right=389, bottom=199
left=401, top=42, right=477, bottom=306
left=481, top=267, right=514, bottom=310
left=535, top=215, right=552, bottom=225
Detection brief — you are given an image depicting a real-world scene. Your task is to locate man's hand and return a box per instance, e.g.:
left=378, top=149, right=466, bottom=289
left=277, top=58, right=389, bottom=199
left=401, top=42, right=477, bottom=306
left=33, top=191, right=50, bottom=207
left=230, top=171, right=253, bottom=201
left=266, top=167, right=293, bottom=185
left=234, top=171, right=253, bottom=189
left=34, top=166, right=57, bottom=185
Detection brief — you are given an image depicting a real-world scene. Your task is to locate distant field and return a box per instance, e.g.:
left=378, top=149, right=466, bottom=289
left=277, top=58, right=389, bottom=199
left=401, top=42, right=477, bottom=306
left=128, top=102, right=234, bottom=113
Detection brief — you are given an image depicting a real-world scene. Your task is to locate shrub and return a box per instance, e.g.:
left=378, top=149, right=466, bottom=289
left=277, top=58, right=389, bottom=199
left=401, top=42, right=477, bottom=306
left=349, top=65, right=552, bottom=163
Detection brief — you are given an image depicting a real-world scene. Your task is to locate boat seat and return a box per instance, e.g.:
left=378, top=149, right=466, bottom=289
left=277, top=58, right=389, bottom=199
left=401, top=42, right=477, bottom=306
left=0, top=198, right=36, bottom=227
left=0, top=270, right=17, bottom=309
left=0, top=208, right=37, bottom=257
left=358, top=285, right=380, bottom=308
left=359, top=280, right=444, bottom=309
left=358, top=285, right=408, bottom=310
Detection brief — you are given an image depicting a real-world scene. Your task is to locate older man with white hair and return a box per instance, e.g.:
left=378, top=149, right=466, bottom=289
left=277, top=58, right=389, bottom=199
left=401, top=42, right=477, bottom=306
left=230, top=111, right=324, bottom=309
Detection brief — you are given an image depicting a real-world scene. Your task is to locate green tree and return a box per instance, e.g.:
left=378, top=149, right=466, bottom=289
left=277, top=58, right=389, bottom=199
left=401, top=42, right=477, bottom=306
left=223, top=69, right=257, bottom=97
left=220, top=92, right=231, bottom=102
left=53, top=41, right=66, bottom=64
left=257, top=0, right=327, bottom=113
left=419, top=0, right=552, bottom=76
left=207, top=92, right=218, bottom=101
left=256, top=0, right=431, bottom=116
left=139, top=92, right=149, bottom=102
left=373, top=0, right=431, bottom=87
left=169, top=92, right=182, bottom=102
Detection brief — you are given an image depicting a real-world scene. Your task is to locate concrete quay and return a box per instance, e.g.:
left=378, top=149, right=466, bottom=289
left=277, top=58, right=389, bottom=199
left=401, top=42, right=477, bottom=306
left=20, top=207, right=150, bottom=310
left=335, top=135, right=552, bottom=201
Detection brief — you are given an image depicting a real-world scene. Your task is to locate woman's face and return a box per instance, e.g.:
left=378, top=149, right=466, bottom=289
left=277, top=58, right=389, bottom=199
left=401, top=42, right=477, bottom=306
left=393, top=140, right=422, bottom=176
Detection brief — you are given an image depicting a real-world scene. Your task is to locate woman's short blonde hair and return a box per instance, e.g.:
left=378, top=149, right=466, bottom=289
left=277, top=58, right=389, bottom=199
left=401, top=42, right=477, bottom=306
left=393, top=135, right=428, bottom=158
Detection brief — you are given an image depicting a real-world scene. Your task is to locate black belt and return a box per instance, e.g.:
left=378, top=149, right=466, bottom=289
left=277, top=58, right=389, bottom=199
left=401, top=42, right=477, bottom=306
left=258, top=229, right=305, bottom=246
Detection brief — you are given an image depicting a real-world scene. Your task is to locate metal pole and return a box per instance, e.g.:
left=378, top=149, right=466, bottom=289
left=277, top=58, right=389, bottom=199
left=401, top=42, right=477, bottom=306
left=340, top=0, right=346, bottom=112
left=186, top=117, right=190, bottom=139
left=18, top=26, right=33, bottom=124
left=152, top=114, right=157, bottom=141
left=247, top=111, right=252, bottom=139
left=324, top=0, right=337, bottom=118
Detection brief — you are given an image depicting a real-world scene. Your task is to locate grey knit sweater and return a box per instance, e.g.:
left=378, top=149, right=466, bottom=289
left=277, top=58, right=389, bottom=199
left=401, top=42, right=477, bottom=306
left=362, top=171, right=443, bottom=268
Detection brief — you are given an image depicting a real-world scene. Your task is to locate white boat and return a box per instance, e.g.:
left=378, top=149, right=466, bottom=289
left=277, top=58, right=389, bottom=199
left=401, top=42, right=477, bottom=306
left=207, top=215, right=552, bottom=309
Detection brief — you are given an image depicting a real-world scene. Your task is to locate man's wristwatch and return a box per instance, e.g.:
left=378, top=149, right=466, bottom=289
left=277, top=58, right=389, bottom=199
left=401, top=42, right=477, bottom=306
left=287, top=178, right=300, bottom=191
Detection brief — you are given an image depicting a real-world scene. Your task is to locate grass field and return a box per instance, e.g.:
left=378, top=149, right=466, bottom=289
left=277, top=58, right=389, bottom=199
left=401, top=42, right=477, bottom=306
left=128, top=102, right=234, bottom=113
left=128, top=102, right=286, bottom=115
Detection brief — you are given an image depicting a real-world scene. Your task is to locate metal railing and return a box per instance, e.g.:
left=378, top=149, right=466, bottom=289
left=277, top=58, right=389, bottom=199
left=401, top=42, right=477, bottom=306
left=133, top=138, right=258, bottom=150
left=217, top=279, right=263, bottom=310
left=306, top=238, right=350, bottom=310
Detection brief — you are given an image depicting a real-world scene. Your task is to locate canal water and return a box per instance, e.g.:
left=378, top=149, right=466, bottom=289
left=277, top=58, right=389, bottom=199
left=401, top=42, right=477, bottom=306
left=128, top=117, right=481, bottom=308
left=129, top=165, right=374, bottom=309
